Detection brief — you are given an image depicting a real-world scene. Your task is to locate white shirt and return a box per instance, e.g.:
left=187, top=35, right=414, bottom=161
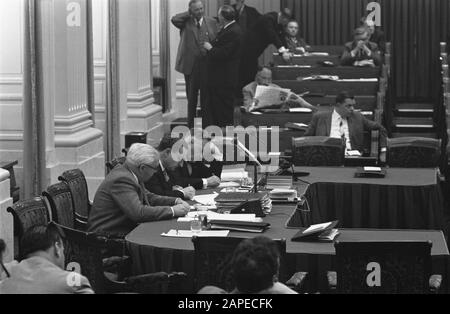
left=330, top=109, right=352, bottom=150
left=195, top=17, right=204, bottom=27
left=223, top=20, right=236, bottom=30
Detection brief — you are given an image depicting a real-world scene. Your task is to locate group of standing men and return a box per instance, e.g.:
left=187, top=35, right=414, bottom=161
left=172, top=0, right=293, bottom=128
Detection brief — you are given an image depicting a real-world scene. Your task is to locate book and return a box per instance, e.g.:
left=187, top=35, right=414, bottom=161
left=292, top=221, right=339, bottom=242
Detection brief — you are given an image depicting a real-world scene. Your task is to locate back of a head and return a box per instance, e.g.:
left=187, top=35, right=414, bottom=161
left=20, top=224, right=64, bottom=261
left=126, top=143, right=159, bottom=166
left=219, top=5, right=236, bottom=22
left=279, top=8, right=293, bottom=24
left=231, top=237, right=280, bottom=293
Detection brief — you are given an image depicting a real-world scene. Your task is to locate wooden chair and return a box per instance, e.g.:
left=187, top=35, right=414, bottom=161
left=56, top=223, right=187, bottom=294
left=327, top=241, right=442, bottom=294
left=387, top=137, right=441, bottom=168
left=58, top=169, right=91, bottom=231
left=191, top=237, right=307, bottom=293
left=106, top=156, right=126, bottom=173
left=6, top=197, right=50, bottom=256
left=42, top=182, right=75, bottom=229
left=292, top=137, right=345, bottom=167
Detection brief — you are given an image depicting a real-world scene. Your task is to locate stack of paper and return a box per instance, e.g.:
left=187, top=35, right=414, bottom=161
left=161, top=230, right=229, bottom=238
left=269, top=189, right=298, bottom=201
left=221, top=165, right=249, bottom=182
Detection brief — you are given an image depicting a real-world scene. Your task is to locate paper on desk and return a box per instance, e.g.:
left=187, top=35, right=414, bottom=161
left=346, top=150, right=362, bottom=157
left=178, top=211, right=261, bottom=223
left=221, top=171, right=249, bottom=182
left=192, top=192, right=218, bottom=205
left=304, top=222, right=332, bottom=233
left=289, top=108, right=312, bottom=113
left=161, top=230, right=229, bottom=238
left=339, top=78, right=378, bottom=82
left=364, top=167, right=382, bottom=172
left=218, top=181, right=241, bottom=188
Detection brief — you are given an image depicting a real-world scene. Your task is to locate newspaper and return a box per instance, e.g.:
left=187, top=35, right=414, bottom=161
left=253, top=85, right=294, bottom=110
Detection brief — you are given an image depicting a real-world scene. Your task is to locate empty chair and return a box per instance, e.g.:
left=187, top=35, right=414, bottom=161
left=387, top=137, right=441, bottom=168
left=43, top=182, right=75, bottom=229
left=327, top=241, right=442, bottom=294
left=292, top=136, right=345, bottom=166
left=58, top=169, right=91, bottom=230
left=6, top=197, right=50, bottom=255
left=56, top=223, right=187, bottom=294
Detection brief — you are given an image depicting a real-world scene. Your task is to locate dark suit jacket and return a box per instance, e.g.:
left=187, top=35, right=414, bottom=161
left=304, top=111, right=388, bottom=152
left=232, top=4, right=261, bottom=34
left=88, top=164, right=177, bottom=235
left=173, top=161, right=223, bottom=190
left=145, top=164, right=185, bottom=199
left=370, top=28, right=386, bottom=53
left=341, top=41, right=382, bottom=66
left=206, top=22, right=243, bottom=88
left=243, top=12, right=285, bottom=58
left=172, top=12, right=218, bottom=75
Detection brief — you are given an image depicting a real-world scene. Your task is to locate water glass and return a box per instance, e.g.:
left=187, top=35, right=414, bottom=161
left=190, top=217, right=202, bottom=234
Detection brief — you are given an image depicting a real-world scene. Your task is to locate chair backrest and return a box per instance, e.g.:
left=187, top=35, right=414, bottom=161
left=58, top=169, right=91, bottom=221
left=387, top=137, right=442, bottom=168
left=192, top=237, right=287, bottom=292
left=334, top=241, right=432, bottom=294
left=56, top=223, right=111, bottom=294
left=6, top=197, right=50, bottom=254
left=292, top=136, right=345, bottom=166
left=43, top=182, right=75, bottom=229
left=106, top=156, right=126, bottom=173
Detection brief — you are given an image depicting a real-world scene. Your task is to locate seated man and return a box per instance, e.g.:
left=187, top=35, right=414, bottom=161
left=0, top=224, right=93, bottom=294
left=198, top=237, right=297, bottom=294
left=341, top=27, right=382, bottom=66
left=283, top=20, right=310, bottom=54
left=242, top=66, right=316, bottom=112
left=173, top=134, right=223, bottom=190
left=88, top=143, right=190, bottom=236
left=145, top=134, right=196, bottom=200
left=304, top=91, right=387, bottom=158
left=361, top=17, right=385, bottom=53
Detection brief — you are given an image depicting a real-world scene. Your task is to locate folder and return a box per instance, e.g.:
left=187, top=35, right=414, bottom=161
left=209, top=220, right=271, bottom=233
left=292, top=221, right=339, bottom=242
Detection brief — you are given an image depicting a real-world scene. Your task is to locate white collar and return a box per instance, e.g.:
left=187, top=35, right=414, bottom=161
left=223, top=20, right=236, bottom=30
left=195, top=17, right=204, bottom=26
left=130, top=169, right=139, bottom=184
left=332, top=109, right=344, bottom=120
left=159, top=160, right=166, bottom=172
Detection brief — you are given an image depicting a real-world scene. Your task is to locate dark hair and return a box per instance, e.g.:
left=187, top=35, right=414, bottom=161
left=157, top=133, right=181, bottom=152
left=256, top=65, right=272, bottom=73
left=219, top=5, right=236, bottom=21
left=20, top=223, right=64, bottom=261
left=354, top=26, right=369, bottom=37
left=231, top=237, right=280, bottom=293
left=188, top=0, right=203, bottom=9
left=336, top=91, right=355, bottom=105
left=280, top=8, right=293, bottom=20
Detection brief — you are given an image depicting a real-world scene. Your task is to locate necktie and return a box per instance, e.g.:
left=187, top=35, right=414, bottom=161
left=162, top=169, right=170, bottom=183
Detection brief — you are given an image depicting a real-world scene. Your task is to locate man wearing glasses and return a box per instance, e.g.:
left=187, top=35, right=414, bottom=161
left=304, top=91, right=388, bottom=159
left=88, top=143, right=190, bottom=237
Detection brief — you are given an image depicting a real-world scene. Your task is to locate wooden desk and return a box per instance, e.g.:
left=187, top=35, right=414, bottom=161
left=273, top=54, right=341, bottom=66
left=272, top=66, right=381, bottom=80
left=274, top=79, right=380, bottom=96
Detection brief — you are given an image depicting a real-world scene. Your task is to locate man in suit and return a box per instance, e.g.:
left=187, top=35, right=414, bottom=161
left=283, top=20, right=310, bottom=54
left=88, top=143, right=190, bottom=236
left=304, top=91, right=388, bottom=157
left=0, top=224, right=93, bottom=294
left=238, top=9, right=293, bottom=94
left=172, top=0, right=218, bottom=128
left=232, top=0, right=261, bottom=34
left=203, top=5, right=243, bottom=127
left=242, top=66, right=316, bottom=112
left=341, top=27, right=382, bottom=66
left=145, top=134, right=196, bottom=200
left=361, top=16, right=386, bottom=53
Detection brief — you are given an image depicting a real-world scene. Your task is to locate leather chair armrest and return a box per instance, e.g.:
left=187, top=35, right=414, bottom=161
left=429, top=275, right=443, bottom=293
left=327, top=271, right=337, bottom=291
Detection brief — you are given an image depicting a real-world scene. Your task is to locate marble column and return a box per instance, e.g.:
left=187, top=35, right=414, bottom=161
left=118, top=0, right=163, bottom=147
left=40, top=0, right=105, bottom=199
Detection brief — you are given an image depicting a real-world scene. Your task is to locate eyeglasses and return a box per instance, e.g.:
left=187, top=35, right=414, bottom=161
left=141, top=163, right=158, bottom=171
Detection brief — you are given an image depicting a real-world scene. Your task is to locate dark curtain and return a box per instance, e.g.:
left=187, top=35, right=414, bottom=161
left=281, top=0, right=450, bottom=101
left=23, top=0, right=46, bottom=198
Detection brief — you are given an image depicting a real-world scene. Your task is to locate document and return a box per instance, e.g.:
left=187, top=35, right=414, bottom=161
left=298, top=75, right=339, bottom=81
left=218, top=181, right=241, bottom=188
left=346, top=150, right=362, bottom=157
left=304, top=222, right=333, bottom=234
left=289, top=108, right=313, bottom=113
left=192, top=192, right=218, bottom=206
left=178, top=211, right=261, bottom=223
left=161, top=230, right=229, bottom=238
left=253, top=85, right=294, bottom=110
left=364, top=167, right=382, bottom=172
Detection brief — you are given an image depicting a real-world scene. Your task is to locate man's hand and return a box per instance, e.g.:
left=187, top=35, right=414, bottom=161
left=206, top=175, right=221, bottom=188
left=183, top=186, right=196, bottom=200
left=282, top=52, right=291, bottom=62
left=203, top=42, right=213, bottom=51
left=175, top=198, right=190, bottom=207
left=172, top=203, right=190, bottom=217
left=362, top=44, right=372, bottom=56
left=379, top=151, right=387, bottom=164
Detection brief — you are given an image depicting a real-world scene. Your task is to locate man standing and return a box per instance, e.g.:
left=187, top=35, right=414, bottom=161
left=203, top=5, right=243, bottom=127
left=172, top=0, right=218, bottom=128
left=232, top=0, right=261, bottom=34
left=238, top=9, right=293, bottom=94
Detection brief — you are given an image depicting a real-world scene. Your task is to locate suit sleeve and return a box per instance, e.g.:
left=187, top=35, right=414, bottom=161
left=362, top=117, right=388, bottom=148
left=341, top=46, right=355, bottom=66
left=171, top=11, right=190, bottom=29
left=145, top=176, right=185, bottom=199
left=242, top=86, right=254, bottom=107
left=262, top=17, right=284, bottom=49
left=110, top=176, right=173, bottom=223
left=304, top=114, right=319, bottom=136
left=369, top=43, right=383, bottom=66
left=207, top=32, right=241, bottom=61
